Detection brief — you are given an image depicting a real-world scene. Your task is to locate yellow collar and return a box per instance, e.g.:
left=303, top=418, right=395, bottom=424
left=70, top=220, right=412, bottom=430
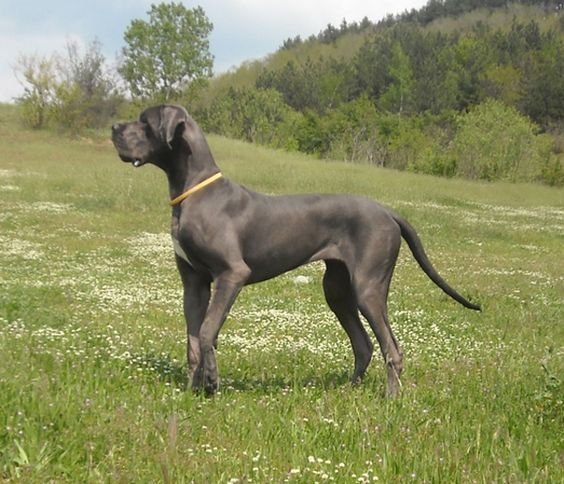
left=169, top=172, right=223, bottom=206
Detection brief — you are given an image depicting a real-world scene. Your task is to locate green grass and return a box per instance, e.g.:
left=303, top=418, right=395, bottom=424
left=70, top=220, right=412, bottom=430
left=0, top=104, right=563, bottom=482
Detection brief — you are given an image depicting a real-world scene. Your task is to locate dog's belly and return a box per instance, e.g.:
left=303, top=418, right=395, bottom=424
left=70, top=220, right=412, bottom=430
left=244, top=241, right=340, bottom=284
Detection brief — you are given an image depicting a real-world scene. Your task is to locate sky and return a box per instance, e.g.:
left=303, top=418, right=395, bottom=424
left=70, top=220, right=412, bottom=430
left=0, top=0, right=429, bottom=102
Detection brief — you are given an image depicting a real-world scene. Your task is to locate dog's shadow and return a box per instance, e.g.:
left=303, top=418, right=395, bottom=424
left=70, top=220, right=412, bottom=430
left=128, top=352, right=360, bottom=395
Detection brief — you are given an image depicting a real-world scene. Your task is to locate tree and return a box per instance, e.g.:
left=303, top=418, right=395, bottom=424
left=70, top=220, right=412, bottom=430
left=452, top=100, right=554, bottom=182
left=202, top=87, right=299, bottom=148
left=378, top=42, right=416, bottom=115
left=256, top=59, right=348, bottom=114
left=352, top=35, right=394, bottom=101
left=15, top=40, right=122, bottom=132
left=520, top=31, right=564, bottom=125
left=451, top=36, right=492, bottom=110
left=119, top=2, right=213, bottom=101
left=53, top=39, right=123, bottom=130
left=14, top=54, right=57, bottom=128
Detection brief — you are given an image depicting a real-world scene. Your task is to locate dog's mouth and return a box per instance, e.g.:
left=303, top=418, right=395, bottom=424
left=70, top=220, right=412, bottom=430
left=117, top=152, right=147, bottom=167
left=112, top=134, right=146, bottom=168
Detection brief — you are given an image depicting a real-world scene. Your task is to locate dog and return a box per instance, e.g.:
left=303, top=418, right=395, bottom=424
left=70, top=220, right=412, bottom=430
left=111, top=105, right=480, bottom=398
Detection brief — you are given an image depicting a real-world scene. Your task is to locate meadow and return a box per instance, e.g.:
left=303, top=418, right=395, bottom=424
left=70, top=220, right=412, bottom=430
left=0, top=104, right=562, bottom=482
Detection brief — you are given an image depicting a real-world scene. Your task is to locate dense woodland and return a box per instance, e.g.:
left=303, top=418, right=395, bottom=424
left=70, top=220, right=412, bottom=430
left=191, top=0, right=564, bottom=184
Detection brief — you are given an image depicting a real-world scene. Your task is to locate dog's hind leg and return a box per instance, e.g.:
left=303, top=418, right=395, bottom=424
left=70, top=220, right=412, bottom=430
left=354, top=275, right=403, bottom=398
left=350, top=223, right=404, bottom=398
left=323, top=260, right=373, bottom=384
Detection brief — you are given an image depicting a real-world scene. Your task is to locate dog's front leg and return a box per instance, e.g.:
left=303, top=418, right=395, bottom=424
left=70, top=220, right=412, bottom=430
left=177, top=258, right=211, bottom=388
left=198, top=265, right=250, bottom=396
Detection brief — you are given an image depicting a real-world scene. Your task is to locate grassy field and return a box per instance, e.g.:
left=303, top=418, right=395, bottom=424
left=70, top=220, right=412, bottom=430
left=0, top=104, right=562, bottom=482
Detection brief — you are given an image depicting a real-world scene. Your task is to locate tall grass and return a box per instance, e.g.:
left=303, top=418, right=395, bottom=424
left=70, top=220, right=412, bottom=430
left=0, top=106, right=562, bottom=481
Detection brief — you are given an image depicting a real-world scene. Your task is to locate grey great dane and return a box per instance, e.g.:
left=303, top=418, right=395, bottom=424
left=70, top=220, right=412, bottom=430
left=111, top=105, right=480, bottom=398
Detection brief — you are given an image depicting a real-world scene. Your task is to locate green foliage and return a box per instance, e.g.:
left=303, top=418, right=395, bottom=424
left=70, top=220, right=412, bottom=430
left=14, top=55, right=57, bottom=129
left=197, top=2, right=563, bottom=186
left=378, top=42, right=416, bottom=114
left=51, top=40, right=123, bottom=132
left=13, top=0, right=562, bottom=185
left=451, top=99, right=556, bottom=182
left=199, top=87, right=301, bottom=149
left=384, top=116, right=433, bottom=172
left=481, top=64, right=522, bottom=107
left=15, top=41, right=122, bottom=133
left=119, top=2, right=213, bottom=101
left=401, top=0, right=563, bottom=25
left=256, top=58, right=354, bottom=114
left=323, top=96, right=382, bottom=163
left=296, top=96, right=387, bottom=165
left=451, top=35, right=493, bottom=109
left=520, top=29, right=564, bottom=125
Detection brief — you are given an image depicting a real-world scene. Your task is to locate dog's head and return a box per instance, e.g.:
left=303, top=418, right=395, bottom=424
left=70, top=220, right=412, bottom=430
left=111, top=105, right=189, bottom=168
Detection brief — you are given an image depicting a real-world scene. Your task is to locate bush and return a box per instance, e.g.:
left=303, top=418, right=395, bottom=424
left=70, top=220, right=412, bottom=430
left=200, top=87, right=301, bottom=150
left=451, top=99, right=557, bottom=183
left=14, top=55, right=57, bottom=129
left=323, top=96, right=383, bottom=164
left=15, top=41, right=123, bottom=133
left=402, top=112, right=459, bottom=177
left=383, top=116, right=431, bottom=171
left=51, top=81, right=122, bottom=132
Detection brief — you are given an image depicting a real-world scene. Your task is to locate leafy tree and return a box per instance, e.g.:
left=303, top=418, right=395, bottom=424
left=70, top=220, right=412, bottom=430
left=352, top=35, right=393, bottom=101
left=119, top=2, right=213, bottom=101
left=451, top=36, right=492, bottom=110
left=202, top=87, right=300, bottom=148
left=481, top=64, right=522, bottom=107
left=53, top=40, right=123, bottom=130
left=323, top=96, right=384, bottom=164
left=15, top=40, right=122, bottom=131
left=294, top=111, right=327, bottom=155
left=520, top=31, right=564, bottom=125
left=256, top=58, right=353, bottom=114
left=414, top=42, right=459, bottom=113
left=14, top=54, right=57, bottom=128
left=452, top=99, right=555, bottom=182
left=378, top=42, right=416, bottom=115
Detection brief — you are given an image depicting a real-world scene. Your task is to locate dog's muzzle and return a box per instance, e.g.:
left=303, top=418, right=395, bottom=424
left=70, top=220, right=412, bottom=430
left=111, top=124, right=145, bottom=167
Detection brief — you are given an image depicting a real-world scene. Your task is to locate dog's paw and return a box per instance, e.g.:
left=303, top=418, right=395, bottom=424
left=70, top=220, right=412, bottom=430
left=204, top=375, right=219, bottom=397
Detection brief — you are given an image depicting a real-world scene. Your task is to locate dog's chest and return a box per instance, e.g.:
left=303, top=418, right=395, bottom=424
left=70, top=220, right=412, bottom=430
left=171, top=216, right=194, bottom=267
left=172, top=236, right=194, bottom=267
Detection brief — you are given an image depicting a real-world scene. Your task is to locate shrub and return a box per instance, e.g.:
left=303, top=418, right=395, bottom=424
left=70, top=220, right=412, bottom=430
left=451, top=99, right=556, bottom=183
left=324, top=96, right=383, bottom=164
left=200, top=87, right=301, bottom=150
left=14, top=55, right=57, bottom=129
left=15, top=41, right=123, bottom=133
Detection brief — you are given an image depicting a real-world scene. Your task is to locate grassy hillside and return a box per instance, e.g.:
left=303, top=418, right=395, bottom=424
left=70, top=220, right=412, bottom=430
left=0, top=105, right=563, bottom=481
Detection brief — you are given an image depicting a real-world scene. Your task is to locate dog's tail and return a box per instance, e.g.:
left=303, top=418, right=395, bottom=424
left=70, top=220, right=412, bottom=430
left=392, top=212, right=481, bottom=311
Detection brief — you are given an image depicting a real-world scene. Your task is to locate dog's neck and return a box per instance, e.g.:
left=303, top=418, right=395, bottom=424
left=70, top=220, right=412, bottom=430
left=166, top=137, right=221, bottom=202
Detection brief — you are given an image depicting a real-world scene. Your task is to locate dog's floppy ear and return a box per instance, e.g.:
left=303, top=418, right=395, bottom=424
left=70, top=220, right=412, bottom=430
left=158, top=106, right=187, bottom=149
